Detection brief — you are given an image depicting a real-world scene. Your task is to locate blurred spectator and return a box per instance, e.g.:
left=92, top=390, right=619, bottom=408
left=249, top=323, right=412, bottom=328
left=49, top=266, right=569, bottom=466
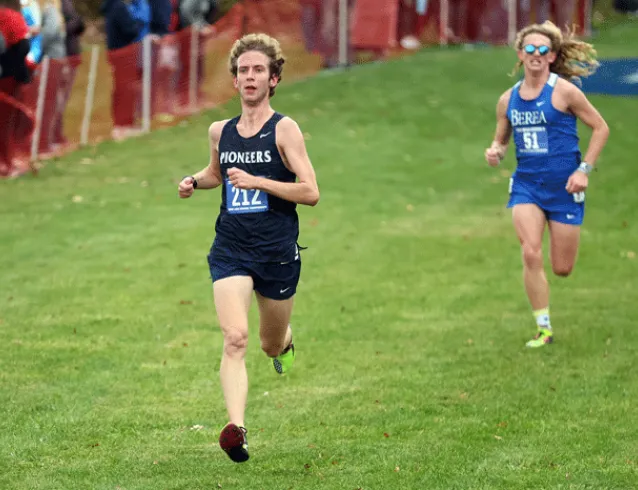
left=398, top=0, right=421, bottom=50
left=300, top=0, right=320, bottom=53
left=301, top=0, right=353, bottom=68
left=447, top=0, right=488, bottom=44
left=0, top=2, right=32, bottom=83
left=149, top=0, right=179, bottom=120
left=551, top=0, right=577, bottom=29
left=101, top=0, right=150, bottom=139
left=530, top=1, right=578, bottom=27
left=101, top=0, right=144, bottom=50
left=50, top=0, right=83, bottom=148
left=128, top=0, right=151, bottom=42
left=37, top=0, right=69, bottom=151
left=20, top=0, right=42, bottom=65
left=40, top=0, right=66, bottom=59
left=179, top=0, right=217, bottom=28
left=149, top=0, right=171, bottom=36
left=168, top=0, right=180, bottom=31
left=318, top=0, right=340, bottom=67
left=61, top=0, right=83, bottom=57
left=176, top=0, right=216, bottom=112
left=539, top=0, right=551, bottom=22
left=615, top=0, right=638, bottom=13
left=0, top=3, right=34, bottom=176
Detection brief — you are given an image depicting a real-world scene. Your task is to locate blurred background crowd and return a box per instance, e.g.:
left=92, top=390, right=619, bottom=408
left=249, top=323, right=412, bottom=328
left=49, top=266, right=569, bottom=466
left=1, top=0, right=636, bottom=177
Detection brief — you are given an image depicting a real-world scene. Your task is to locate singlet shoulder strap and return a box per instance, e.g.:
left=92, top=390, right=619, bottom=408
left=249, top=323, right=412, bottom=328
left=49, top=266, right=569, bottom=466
left=222, top=115, right=240, bottom=131
left=267, top=112, right=286, bottom=130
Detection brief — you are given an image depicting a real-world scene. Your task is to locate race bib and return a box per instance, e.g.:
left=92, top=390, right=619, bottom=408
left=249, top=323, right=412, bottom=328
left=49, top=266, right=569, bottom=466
left=516, top=127, right=549, bottom=155
left=225, top=179, right=268, bottom=214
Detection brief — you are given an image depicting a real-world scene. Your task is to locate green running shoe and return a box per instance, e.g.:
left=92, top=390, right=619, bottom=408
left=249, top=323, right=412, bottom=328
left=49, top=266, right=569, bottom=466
left=526, top=327, right=554, bottom=348
left=273, top=342, right=295, bottom=374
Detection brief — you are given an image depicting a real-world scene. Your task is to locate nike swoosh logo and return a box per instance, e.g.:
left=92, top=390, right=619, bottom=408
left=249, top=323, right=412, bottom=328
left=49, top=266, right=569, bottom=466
left=280, top=287, right=290, bottom=294
left=260, top=132, right=272, bottom=138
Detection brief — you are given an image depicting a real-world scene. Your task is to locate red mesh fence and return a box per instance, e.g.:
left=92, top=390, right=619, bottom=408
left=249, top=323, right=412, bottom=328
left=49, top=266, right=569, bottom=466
left=0, top=79, right=34, bottom=176
left=0, top=0, right=592, bottom=178
left=107, top=43, right=144, bottom=135
left=442, top=0, right=590, bottom=45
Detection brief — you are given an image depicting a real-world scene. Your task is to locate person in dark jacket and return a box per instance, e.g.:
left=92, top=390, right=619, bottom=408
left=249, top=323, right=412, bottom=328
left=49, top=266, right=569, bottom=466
left=51, top=0, right=84, bottom=148
left=100, top=0, right=141, bottom=51
left=148, top=0, right=171, bottom=36
left=101, top=0, right=147, bottom=139
left=61, top=0, right=83, bottom=56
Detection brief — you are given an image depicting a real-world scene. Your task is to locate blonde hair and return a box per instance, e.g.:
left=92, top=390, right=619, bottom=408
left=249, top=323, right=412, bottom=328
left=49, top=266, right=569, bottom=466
left=228, top=33, right=285, bottom=98
left=511, top=21, right=599, bottom=82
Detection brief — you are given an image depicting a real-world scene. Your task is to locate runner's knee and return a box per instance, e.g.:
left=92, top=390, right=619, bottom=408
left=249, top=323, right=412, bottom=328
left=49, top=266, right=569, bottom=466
left=223, top=329, right=248, bottom=357
left=522, top=243, right=543, bottom=269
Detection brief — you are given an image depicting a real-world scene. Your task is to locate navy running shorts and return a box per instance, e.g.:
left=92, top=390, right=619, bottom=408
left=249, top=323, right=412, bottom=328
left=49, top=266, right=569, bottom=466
left=207, top=253, right=301, bottom=301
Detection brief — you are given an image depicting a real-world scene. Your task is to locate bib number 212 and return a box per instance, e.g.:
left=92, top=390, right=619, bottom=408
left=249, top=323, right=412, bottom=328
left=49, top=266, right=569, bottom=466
left=225, top=180, right=269, bottom=214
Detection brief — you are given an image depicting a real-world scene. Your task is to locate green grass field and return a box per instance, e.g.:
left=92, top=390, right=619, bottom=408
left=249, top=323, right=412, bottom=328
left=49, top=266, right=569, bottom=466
left=2, top=19, right=638, bottom=490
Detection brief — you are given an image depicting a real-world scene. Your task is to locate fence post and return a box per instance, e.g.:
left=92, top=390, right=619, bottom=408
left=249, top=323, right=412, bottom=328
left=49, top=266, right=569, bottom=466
left=142, top=36, right=152, bottom=133
left=338, top=0, right=348, bottom=67
left=508, top=0, right=517, bottom=46
left=189, top=26, right=199, bottom=112
left=31, top=56, right=50, bottom=163
left=439, top=0, right=449, bottom=46
left=81, top=45, right=100, bottom=147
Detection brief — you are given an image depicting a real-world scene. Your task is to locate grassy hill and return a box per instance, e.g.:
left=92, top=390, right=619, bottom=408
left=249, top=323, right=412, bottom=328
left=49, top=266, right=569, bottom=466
left=1, top=18, right=637, bottom=490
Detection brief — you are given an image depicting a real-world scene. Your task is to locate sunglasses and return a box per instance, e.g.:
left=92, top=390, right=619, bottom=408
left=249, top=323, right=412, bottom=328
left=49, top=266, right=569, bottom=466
left=523, top=44, right=551, bottom=56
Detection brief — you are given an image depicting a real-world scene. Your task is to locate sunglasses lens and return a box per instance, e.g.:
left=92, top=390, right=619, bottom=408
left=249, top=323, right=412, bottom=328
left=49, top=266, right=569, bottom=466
left=524, top=44, right=535, bottom=54
left=539, top=46, right=550, bottom=55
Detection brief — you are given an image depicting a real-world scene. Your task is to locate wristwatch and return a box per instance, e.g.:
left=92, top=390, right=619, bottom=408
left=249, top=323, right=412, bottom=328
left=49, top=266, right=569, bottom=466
left=578, top=162, right=593, bottom=175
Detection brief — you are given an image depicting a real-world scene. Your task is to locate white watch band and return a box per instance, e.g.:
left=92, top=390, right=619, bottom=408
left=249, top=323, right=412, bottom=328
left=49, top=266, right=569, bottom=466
left=578, top=162, right=593, bottom=175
